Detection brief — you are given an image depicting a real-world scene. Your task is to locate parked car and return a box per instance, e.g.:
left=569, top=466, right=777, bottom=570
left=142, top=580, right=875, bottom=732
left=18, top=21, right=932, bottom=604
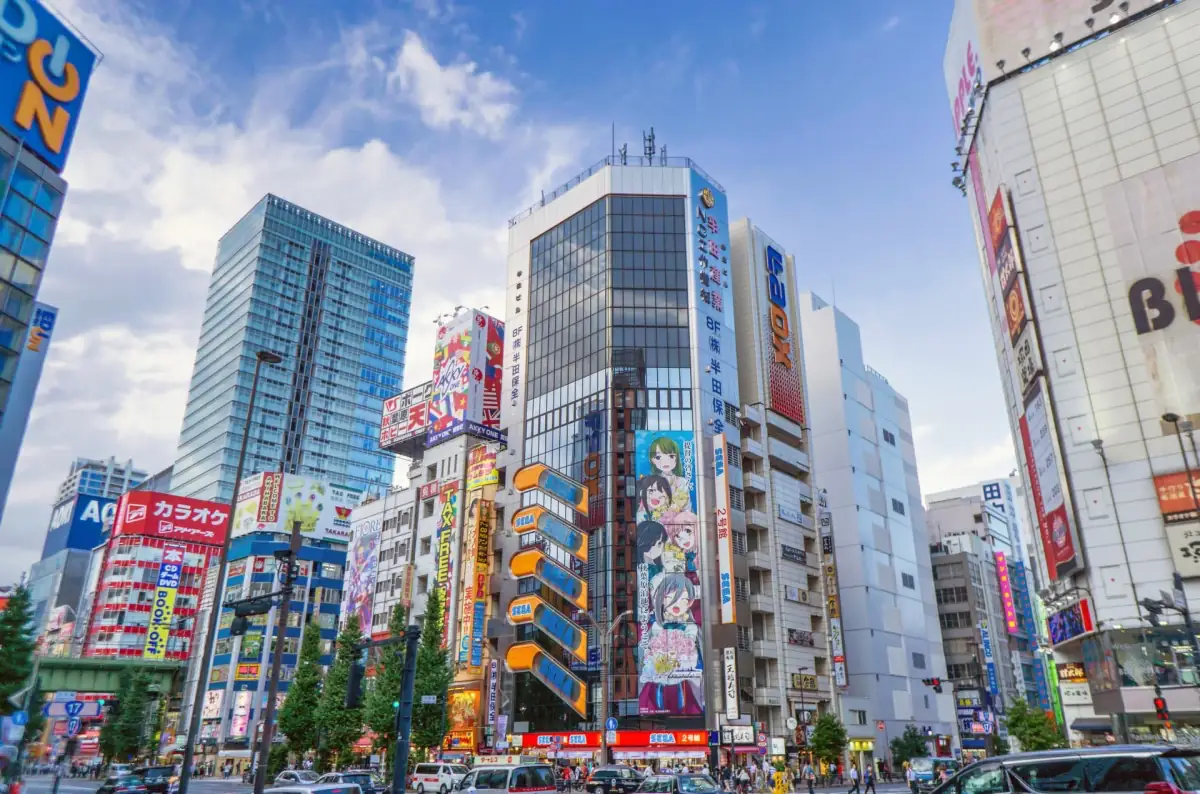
left=134, top=765, right=177, bottom=794
left=266, top=784, right=361, bottom=794
left=457, top=764, right=558, bottom=794
left=97, top=774, right=147, bottom=794
left=931, top=745, right=1200, bottom=794
left=413, top=763, right=470, bottom=794
left=109, top=765, right=133, bottom=778
left=636, top=776, right=720, bottom=794
left=318, top=771, right=387, bottom=794
left=277, top=771, right=321, bottom=786
left=587, top=766, right=643, bottom=794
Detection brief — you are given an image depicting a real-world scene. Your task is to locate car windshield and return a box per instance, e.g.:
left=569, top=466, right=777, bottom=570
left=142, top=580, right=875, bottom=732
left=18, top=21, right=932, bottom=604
left=1164, top=754, right=1200, bottom=791
left=678, top=776, right=719, bottom=794
left=451, top=767, right=469, bottom=775
left=343, top=775, right=374, bottom=787
left=593, top=771, right=617, bottom=779
left=295, top=773, right=319, bottom=783
left=910, top=760, right=934, bottom=776
left=117, top=777, right=144, bottom=786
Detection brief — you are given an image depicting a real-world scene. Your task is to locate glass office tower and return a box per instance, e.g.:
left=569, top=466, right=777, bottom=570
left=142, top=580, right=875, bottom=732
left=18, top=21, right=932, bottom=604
left=499, top=156, right=743, bottom=751
left=172, top=195, right=414, bottom=503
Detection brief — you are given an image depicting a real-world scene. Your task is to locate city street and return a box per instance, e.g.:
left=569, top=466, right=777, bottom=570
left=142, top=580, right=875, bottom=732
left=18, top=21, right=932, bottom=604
left=20, top=778, right=916, bottom=794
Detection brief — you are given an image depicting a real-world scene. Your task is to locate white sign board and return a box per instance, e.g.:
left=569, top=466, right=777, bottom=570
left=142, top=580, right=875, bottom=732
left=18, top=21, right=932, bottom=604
left=723, top=647, right=740, bottom=721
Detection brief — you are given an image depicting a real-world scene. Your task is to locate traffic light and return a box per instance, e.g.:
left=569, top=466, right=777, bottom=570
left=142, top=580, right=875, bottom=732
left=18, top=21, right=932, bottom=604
left=345, top=661, right=366, bottom=709
left=1155, top=696, right=1170, bottom=722
left=233, top=597, right=273, bottom=618
left=392, top=700, right=400, bottom=709
left=230, top=617, right=250, bottom=637
left=921, top=677, right=943, bottom=693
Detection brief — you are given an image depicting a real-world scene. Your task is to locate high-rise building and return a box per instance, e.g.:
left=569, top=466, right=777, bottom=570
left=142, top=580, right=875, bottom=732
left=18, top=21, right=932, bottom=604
left=0, top=0, right=97, bottom=425
left=171, top=194, right=414, bottom=504
left=728, top=221, right=830, bottom=739
left=798, top=292, right=956, bottom=760
left=944, top=0, right=1200, bottom=743
left=498, top=152, right=751, bottom=764
left=0, top=302, right=57, bottom=521
left=28, top=456, right=146, bottom=633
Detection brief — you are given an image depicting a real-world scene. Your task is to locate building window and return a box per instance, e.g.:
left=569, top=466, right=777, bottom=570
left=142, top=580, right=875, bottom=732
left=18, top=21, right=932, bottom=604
left=735, top=577, right=749, bottom=602
left=724, top=401, right=739, bottom=425
left=726, top=442, right=742, bottom=469
left=912, top=652, right=926, bottom=669
left=891, top=498, right=905, bottom=515
left=938, top=611, right=972, bottom=630
left=730, top=487, right=745, bottom=511
left=882, top=429, right=896, bottom=446
left=901, top=572, right=915, bottom=589
left=422, top=499, right=434, bottom=518
left=419, top=536, right=431, bottom=556
left=417, top=575, right=428, bottom=594
left=947, top=663, right=972, bottom=680
left=851, top=710, right=867, bottom=725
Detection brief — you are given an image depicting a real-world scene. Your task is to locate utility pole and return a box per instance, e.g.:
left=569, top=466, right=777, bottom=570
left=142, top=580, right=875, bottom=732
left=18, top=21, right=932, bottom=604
left=252, top=521, right=303, bottom=794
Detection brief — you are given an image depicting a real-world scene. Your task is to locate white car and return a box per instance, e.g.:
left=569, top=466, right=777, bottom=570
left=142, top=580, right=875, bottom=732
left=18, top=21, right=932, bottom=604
left=412, top=763, right=470, bottom=794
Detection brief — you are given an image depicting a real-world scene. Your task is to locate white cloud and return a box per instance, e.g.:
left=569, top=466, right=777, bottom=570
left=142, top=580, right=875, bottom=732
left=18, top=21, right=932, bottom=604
left=915, top=434, right=1018, bottom=499
left=882, top=15, right=901, bottom=32
left=0, top=0, right=588, bottom=582
left=388, top=31, right=517, bottom=138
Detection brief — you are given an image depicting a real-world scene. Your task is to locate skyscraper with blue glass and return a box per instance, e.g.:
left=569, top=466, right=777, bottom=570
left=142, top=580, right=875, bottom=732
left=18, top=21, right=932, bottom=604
left=172, top=194, right=413, bottom=503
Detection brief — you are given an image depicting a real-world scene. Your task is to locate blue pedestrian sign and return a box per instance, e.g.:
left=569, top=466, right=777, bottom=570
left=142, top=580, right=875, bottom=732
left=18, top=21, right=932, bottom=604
left=66, top=718, right=81, bottom=738
left=10, top=711, right=27, bottom=726
left=605, top=717, right=617, bottom=731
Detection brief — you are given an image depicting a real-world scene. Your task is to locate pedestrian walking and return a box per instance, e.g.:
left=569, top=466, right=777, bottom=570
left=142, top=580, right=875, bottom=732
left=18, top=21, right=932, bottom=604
left=906, top=763, right=918, bottom=794
left=864, top=765, right=876, bottom=794
left=802, top=761, right=815, bottom=794
left=847, top=764, right=860, bottom=794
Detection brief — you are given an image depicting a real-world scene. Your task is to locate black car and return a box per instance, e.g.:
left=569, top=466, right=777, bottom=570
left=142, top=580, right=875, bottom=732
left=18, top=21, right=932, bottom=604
left=97, top=775, right=148, bottom=794
left=318, top=770, right=387, bottom=794
left=637, top=776, right=721, bottom=794
left=587, top=766, right=643, bottom=794
left=134, top=766, right=176, bottom=794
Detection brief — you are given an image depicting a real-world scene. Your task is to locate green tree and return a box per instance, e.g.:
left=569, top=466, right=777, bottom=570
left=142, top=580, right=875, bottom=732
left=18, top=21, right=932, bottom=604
left=318, top=614, right=366, bottom=768
left=364, top=604, right=408, bottom=755
left=99, top=670, right=134, bottom=762
left=411, top=589, right=451, bottom=753
left=268, top=743, right=290, bottom=779
left=992, top=735, right=1011, bottom=756
left=0, top=586, right=36, bottom=712
left=808, top=713, right=848, bottom=765
left=1005, top=698, right=1065, bottom=752
left=279, top=620, right=324, bottom=759
left=889, top=725, right=928, bottom=767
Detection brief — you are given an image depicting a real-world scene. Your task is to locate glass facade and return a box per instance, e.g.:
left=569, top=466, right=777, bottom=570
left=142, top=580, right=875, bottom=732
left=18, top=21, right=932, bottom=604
left=0, top=137, right=67, bottom=425
left=172, top=194, right=413, bottom=503
left=518, top=193, right=699, bottom=728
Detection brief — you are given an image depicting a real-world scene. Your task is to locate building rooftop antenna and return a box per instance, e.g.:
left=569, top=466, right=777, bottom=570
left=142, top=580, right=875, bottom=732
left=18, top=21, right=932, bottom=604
left=643, top=127, right=656, bottom=163
left=618, top=143, right=628, bottom=165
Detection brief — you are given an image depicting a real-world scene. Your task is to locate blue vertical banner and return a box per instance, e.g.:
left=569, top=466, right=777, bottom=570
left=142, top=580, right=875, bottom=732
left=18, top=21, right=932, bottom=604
left=689, top=170, right=741, bottom=444
left=980, top=621, right=1000, bottom=698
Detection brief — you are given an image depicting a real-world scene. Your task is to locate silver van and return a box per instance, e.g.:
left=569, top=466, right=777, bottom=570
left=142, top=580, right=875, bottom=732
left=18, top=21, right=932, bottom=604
left=932, top=745, right=1200, bottom=794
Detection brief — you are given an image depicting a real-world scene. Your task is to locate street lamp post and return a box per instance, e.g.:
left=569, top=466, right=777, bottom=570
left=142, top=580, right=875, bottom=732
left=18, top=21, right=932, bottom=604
left=595, top=608, right=633, bottom=764
left=179, top=349, right=282, bottom=794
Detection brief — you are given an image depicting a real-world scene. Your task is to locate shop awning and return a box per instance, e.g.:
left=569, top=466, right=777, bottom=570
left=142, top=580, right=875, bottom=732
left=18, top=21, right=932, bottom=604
left=1070, top=718, right=1113, bottom=732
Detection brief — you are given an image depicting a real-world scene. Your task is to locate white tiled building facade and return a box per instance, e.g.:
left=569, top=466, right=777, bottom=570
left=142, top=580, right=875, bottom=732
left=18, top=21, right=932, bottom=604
left=947, top=0, right=1200, bottom=742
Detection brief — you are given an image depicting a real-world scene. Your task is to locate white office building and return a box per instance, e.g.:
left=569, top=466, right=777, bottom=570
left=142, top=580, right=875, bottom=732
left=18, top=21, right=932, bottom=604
left=799, top=292, right=956, bottom=762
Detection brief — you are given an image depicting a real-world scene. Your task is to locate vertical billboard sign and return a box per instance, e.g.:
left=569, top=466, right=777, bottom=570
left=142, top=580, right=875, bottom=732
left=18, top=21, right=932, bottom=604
left=689, top=171, right=741, bottom=442
left=979, top=620, right=1000, bottom=697
left=341, top=517, right=381, bottom=632
left=634, top=430, right=703, bottom=716
left=1104, top=151, right=1200, bottom=420
left=818, top=490, right=848, bottom=689
left=0, top=303, right=57, bottom=511
left=712, top=432, right=735, bottom=624
left=143, top=543, right=186, bottom=660
left=428, top=310, right=506, bottom=446
left=1019, top=378, right=1080, bottom=580
left=722, top=647, right=739, bottom=721
left=0, top=0, right=98, bottom=172
left=436, top=483, right=459, bottom=649
left=763, top=245, right=805, bottom=425
left=994, top=551, right=1018, bottom=634
left=458, top=445, right=497, bottom=672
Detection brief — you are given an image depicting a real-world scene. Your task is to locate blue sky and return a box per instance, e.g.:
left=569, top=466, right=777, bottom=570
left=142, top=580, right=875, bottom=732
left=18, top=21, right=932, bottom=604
left=0, top=0, right=1015, bottom=580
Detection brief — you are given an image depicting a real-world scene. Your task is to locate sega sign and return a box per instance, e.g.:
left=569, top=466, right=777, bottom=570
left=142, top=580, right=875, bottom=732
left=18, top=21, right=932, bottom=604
left=0, top=0, right=98, bottom=172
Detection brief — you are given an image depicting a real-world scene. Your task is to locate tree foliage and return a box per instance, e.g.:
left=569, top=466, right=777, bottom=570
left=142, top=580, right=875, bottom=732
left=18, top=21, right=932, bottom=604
left=317, top=614, right=365, bottom=768
left=889, top=725, right=928, bottom=767
left=365, top=604, right=408, bottom=754
left=279, top=620, right=324, bottom=759
left=0, top=586, right=35, bottom=712
left=100, top=669, right=153, bottom=762
left=808, top=713, right=848, bottom=765
left=411, top=589, right=451, bottom=752
left=1005, top=698, right=1065, bottom=752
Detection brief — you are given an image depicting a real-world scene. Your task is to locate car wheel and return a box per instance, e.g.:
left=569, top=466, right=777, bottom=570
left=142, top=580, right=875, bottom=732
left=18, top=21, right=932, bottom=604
left=440, top=786, right=448, bottom=794
left=417, top=785, right=425, bottom=794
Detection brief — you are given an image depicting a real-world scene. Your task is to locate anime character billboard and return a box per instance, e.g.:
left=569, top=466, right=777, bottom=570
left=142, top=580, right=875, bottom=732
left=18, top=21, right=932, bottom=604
left=634, top=430, right=704, bottom=716
left=341, top=517, right=381, bottom=631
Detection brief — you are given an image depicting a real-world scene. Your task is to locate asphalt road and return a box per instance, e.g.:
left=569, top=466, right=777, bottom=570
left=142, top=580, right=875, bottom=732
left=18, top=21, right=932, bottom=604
left=20, top=779, right=915, bottom=794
